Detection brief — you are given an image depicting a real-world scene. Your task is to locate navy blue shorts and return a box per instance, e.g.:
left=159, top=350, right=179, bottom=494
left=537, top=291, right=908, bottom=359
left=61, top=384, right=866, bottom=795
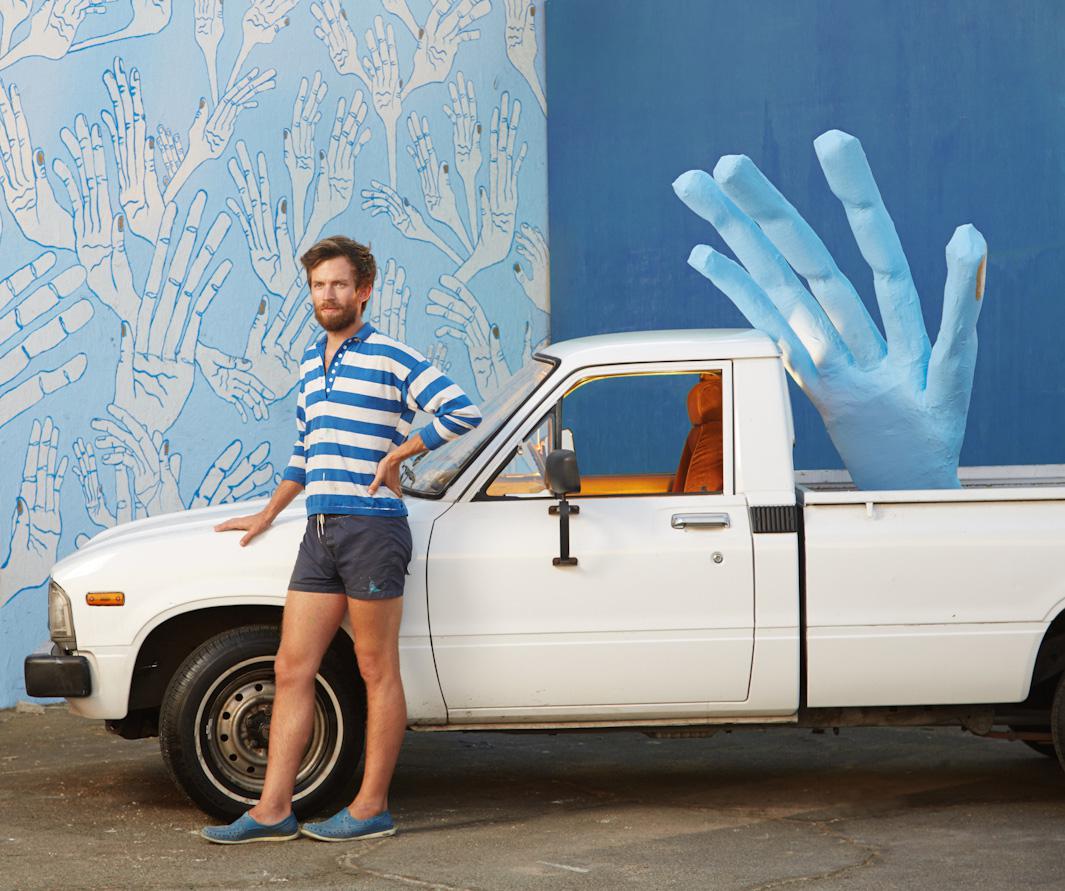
left=288, top=514, right=413, bottom=600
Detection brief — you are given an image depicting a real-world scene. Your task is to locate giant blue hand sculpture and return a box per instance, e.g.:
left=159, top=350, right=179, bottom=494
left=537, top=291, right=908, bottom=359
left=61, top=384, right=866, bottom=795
left=674, top=130, right=987, bottom=490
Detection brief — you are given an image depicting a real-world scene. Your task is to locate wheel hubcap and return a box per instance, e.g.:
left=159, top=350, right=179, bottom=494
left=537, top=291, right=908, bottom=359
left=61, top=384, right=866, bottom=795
left=205, top=663, right=333, bottom=793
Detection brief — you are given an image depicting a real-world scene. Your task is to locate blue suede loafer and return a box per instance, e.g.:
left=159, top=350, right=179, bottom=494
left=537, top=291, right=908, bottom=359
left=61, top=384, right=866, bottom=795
left=201, top=811, right=300, bottom=844
left=300, top=808, right=396, bottom=842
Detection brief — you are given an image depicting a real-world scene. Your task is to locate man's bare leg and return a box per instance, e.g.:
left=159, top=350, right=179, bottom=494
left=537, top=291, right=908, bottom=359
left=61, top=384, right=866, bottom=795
left=250, top=589, right=348, bottom=824
left=346, top=596, right=406, bottom=819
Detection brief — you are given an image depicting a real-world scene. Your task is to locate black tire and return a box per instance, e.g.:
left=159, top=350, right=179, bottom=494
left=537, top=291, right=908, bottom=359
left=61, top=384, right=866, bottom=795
left=159, top=624, right=365, bottom=820
left=1052, top=673, right=1065, bottom=773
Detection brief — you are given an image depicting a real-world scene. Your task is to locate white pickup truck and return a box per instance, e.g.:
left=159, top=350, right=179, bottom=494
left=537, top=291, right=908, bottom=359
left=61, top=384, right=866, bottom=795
left=26, top=329, right=1065, bottom=819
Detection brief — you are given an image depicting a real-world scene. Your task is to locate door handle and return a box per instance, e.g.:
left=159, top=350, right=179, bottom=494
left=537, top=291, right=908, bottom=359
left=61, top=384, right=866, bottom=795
left=671, top=512, right=730, bottom=529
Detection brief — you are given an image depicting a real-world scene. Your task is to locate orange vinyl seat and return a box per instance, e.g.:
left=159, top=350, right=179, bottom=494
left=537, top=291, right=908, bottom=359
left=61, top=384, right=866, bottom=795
left=671, top=375, right=724, bottom=494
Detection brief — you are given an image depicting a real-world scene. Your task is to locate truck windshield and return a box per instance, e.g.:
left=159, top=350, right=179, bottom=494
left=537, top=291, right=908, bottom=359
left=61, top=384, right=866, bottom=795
left=402, top=357, right=555, bottom=497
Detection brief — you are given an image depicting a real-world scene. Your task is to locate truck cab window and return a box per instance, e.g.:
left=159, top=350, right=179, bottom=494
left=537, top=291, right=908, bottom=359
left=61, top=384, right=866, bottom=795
left=484, top=370, right=724, bottom=498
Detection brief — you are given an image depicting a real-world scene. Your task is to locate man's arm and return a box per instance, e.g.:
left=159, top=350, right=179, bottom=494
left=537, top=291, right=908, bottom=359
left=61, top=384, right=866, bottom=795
left=214, top=479, right=304, bottom=546
left=368, top=356, right=483, bottom=496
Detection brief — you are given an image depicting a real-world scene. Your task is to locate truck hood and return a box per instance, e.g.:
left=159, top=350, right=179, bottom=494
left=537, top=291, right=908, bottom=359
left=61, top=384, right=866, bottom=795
left=53, top=494, right=454, bottom=582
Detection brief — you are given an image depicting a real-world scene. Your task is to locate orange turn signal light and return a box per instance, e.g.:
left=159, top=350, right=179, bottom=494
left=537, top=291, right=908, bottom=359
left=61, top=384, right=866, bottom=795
left=86, top=592, right=125, bottom=606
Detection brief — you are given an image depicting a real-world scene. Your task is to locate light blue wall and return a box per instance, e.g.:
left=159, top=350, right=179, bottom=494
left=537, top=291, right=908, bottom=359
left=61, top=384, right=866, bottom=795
left=0, top=0, right=547, bottom=707
left=547, top=0, right=1065, bottom=477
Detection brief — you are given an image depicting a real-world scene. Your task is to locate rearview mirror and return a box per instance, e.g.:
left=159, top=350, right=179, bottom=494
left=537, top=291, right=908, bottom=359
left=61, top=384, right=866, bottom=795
left=545, top=449, right=581, bottom=496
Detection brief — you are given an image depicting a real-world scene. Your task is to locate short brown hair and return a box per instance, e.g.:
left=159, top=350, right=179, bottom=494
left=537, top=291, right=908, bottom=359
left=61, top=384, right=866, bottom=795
left=300, top=236, right=376, bottom=290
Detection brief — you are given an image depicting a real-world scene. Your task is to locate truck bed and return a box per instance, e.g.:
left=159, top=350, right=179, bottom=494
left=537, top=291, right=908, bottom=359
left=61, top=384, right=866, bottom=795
left=794, top=465, right=1065, bottom=710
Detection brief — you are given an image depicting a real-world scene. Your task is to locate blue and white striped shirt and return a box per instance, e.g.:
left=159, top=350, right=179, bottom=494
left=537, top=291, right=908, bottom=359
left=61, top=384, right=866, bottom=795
left=282, top=322, right=481, bottom=517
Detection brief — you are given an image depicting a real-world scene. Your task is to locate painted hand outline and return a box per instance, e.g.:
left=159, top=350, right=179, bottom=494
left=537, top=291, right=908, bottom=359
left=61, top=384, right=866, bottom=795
left=227, top=139, right=297, bottom=298
left=368, top=257, right=409, bottom=340
left=1, top=417, right=68, bottom=606
left=242, top=287, right=315, bottom=402
left=361, top=178, right=460, bottom=263
left=310, top=0, right=365, bottom=81
left=0, top=253, right=91, bottom=426
left=72, top=436, right=116, bottom=527
left=155, top=125, right=185, bottom=191
left=71, top=0, right=171, bottom=52
left=503, top=0, right=544, bottom=114
left=101, top=59, right=164, bottom=242
left=362, top=15, right=401, bottom=187
left=673, top=130, right=988, bottom=491
left=165, top=66, right=276, bottom=201
left=0, top=80, right=74, bottom=250
left=194, top=0, right=224, bottom=106
left=406, top=111, right=471, bottom=253
left=191, top=439, right=275, bottom=507
left=443, top=71, right=481, bottom=240
left=405, top=0, right=490, bottom=99
left=283, top=72, right=328, bottom=244
left=53, top=113, right=138, bottom=323
left=0, top=0, right=111, bottom=69
left=427, top=273, right=508, bottom=399
left=457, top=91, right=526, bottom=282
left=195, top=343, right=274, bottom=422
left=92, top=403, right=182, bottom=516
left=0, top=1, right=30, bottom=55
left=424, top=341, right=450, bottom=374
left=513, top=222, right=547, bottom=312
left=115, top=193, right=232, bottom=433
left=298, top=89, right=371, bottom=255
left=225, top=0, right=296, bottom=93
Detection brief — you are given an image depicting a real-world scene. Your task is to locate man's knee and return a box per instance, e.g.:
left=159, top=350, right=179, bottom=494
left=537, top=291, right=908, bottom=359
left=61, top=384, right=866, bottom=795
left=274, top=648, right=318, bottom=687
left=354, top=646, right=400, bottom=688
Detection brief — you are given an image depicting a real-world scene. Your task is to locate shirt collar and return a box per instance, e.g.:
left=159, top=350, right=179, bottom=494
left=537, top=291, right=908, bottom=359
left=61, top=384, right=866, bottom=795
left=315, top=322, right=376, bottom=353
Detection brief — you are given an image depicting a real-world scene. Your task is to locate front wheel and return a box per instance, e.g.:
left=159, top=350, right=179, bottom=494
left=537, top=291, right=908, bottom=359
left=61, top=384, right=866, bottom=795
left=1050, top=673, right=1065, bottom=773
left=159, top=624, right=365, bottom=820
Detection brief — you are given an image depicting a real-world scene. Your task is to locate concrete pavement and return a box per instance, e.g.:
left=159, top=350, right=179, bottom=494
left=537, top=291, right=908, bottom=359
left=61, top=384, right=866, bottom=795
left=2, top=706, right=1065, bottom=890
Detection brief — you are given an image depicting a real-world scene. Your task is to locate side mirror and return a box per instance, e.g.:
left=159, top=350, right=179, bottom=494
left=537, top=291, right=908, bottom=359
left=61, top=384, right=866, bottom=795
left=545, top=450, right=580, bottom=566
left=545, top=449, right=581, bottom=496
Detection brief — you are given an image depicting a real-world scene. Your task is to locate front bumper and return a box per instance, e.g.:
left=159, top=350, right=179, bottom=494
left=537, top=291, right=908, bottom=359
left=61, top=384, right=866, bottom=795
left=24, top=646, right=92, bottom=698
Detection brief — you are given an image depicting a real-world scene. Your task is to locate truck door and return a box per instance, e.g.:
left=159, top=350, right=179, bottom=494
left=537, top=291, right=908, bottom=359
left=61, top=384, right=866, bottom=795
left=427, top=364, right=755, bottom=721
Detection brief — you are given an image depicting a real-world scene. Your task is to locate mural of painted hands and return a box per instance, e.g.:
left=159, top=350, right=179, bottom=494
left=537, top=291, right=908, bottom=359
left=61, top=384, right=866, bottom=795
left=190, top=439, right=276, bottom=508
left=53, top=112, right=139, bottom=321
left=165, top=66, right=276, bottom=200
left=2, top=418, right=68, bottom=607
left=503, top=0, right=544, bottom=114
left=674, top=129, right=988, bottom=490
left=72, top=0, right=171, bottom=52
left=0, top=80, right=75, bottom=250
left=278, top=79, right=372, bottom=259
left=0, top=0, right=114, bottom=69
left=237, top=282, right=316, bottom=405
left=114, top=192, right=232, bottom=433
left=368, top=256, right=409, bottom=340
left=101, top=58, right=164, bottom=242
left=0, top=252, right=91, bottom=427
left=427, top=273, right=511, bottom=399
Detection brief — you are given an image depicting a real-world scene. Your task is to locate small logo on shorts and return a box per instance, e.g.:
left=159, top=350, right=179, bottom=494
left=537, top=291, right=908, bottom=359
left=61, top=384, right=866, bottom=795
left=368, top=580, right=382, bottom=595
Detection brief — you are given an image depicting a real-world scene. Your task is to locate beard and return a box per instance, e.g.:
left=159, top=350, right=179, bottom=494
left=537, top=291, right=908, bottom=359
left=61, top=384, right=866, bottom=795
left=315, top=302, right=360, bottom=332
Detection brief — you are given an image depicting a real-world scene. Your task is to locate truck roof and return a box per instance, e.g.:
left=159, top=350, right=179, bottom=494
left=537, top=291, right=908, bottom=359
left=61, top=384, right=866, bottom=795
left=539, top=328, right=781, bottom=364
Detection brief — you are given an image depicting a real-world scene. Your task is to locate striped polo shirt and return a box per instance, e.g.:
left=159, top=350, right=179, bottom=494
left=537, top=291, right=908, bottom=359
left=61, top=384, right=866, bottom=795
left=282, top=321, right=481, bottom=517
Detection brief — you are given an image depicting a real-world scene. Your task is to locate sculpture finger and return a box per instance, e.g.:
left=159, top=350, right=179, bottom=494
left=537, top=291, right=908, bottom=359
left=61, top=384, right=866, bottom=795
left=713, top=153, right=885, bottom=367
left=926, top=224, right=988, bottom=412
left=813, top=130, right=929, bottom=365
left=674, top=168, right=847, bottom=370
left=687, top=245, right=819, bottom=391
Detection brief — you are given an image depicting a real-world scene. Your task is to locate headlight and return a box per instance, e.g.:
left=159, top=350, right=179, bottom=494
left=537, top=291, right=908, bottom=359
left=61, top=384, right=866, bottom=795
left=48, top=579, right=77, bottom=651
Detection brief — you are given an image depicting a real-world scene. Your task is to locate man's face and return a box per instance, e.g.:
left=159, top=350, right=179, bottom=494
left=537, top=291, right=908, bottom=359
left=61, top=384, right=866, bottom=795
left=310, top=256, right=371, bottom=332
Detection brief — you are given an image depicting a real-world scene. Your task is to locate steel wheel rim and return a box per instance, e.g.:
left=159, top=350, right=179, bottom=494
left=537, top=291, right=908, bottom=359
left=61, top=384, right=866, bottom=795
left=201, top=659, right=335, bottom=794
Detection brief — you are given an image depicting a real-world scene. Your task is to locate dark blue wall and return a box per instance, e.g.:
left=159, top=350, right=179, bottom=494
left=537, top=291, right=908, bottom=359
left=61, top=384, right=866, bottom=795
left=547, top=0, right=1065, bottom=471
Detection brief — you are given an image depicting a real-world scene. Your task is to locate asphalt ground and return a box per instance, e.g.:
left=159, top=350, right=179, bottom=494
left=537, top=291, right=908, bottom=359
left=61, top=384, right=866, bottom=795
left=2, top=705, right=1065, bottom=890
